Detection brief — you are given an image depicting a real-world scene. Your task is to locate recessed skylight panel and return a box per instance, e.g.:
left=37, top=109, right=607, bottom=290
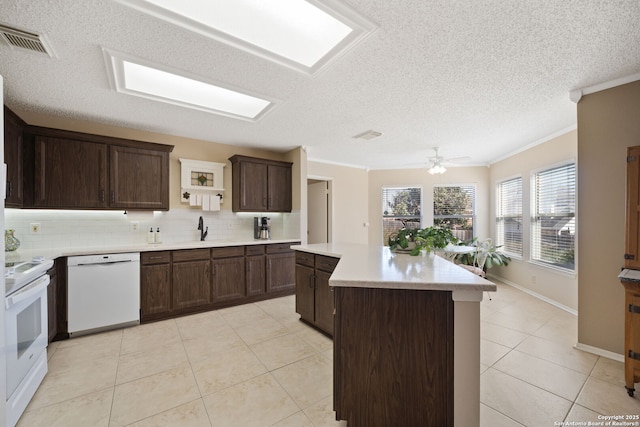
left=150, top=0, right=352, bottom=67
left=103, top=49, right=273, bottom=121
left=122, top=61, right=270, bottom=118
left=116, top=0, right=377, bottom=74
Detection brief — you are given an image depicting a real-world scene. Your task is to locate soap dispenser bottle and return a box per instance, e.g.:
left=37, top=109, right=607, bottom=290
left=147, top=227, right=155, bottom=243
left=155, top=227, right=161, bottom=243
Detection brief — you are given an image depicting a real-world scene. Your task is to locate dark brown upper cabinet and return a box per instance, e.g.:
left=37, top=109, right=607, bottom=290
left=229, top=155, right=292, bottom=212
left=23, top=126, right=173, bottom=210
left=110, top=145, right=169, bottom=210
left=4, top=106, right=26, bottom=208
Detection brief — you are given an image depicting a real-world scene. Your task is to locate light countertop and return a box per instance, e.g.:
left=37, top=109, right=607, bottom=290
left=5, top=238, right=301, bottom=264
left=291, top=243, right=496, bottom=293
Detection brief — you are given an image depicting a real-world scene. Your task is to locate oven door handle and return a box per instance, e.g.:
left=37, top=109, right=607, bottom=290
left=5, top=275, right=50, bottom=309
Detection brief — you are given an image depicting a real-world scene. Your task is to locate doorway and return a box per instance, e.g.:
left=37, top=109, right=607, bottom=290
left=307, top=178, right=332, bottom=243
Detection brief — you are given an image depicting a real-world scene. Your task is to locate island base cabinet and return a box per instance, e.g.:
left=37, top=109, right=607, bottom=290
left=333, top=287, right=453, bottom=427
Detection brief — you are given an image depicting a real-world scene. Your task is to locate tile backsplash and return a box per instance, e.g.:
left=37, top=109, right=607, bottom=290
left=5, top=208, right=300, bottom=251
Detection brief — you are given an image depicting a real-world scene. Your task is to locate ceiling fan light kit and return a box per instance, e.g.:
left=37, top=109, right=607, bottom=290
left=428, top=164, right=447, bottom=175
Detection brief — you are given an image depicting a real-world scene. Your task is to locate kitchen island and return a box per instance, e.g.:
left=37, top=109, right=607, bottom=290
left=291, top=243, right=496, bottom=427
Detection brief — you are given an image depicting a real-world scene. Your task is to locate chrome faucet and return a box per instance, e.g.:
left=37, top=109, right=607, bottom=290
left=198, top=216, right=208, bottom=241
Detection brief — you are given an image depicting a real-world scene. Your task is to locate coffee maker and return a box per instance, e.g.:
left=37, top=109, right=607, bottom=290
left=254, top=217, right=271, bottom=240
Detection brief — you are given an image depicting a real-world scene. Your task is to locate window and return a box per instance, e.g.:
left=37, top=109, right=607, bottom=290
left=433, top=185, right=475, bottom=241
left=531, top=163, right=576, bottom=271
left=382, top=187, right=421, bottom=245
left=496, top=177, right=523, bottom=256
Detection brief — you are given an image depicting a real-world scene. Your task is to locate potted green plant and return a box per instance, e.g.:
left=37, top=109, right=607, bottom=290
left=453, top=238, right=511, bottom=271
left=388, top=226, right=458, bottom=256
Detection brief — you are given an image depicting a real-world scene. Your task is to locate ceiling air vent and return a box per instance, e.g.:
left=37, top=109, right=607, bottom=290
left=0, top=23, right=53, bottom=56
left=353, top=130, right=383, bottom=140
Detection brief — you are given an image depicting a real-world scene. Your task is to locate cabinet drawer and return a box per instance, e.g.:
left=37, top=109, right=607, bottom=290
left=246, top=245, right=265, bottom=256
left=295, top=251, right=315, bottom=268
left=172, top=248, right=210, bottom=262
left=211, top=246, right=245, bottom=258
left=316, top=255, right=339, bottom=273
left=142, top=251, right=171, bottom=265
left=266, top=243, right=295, bottom=254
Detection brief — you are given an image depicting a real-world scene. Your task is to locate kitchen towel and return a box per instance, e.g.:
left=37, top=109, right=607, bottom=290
left=202, top=194, right=210, bottom=211
left=209, top=195, right=221, bottom=211
left=189, top=194, right=197, bottom=206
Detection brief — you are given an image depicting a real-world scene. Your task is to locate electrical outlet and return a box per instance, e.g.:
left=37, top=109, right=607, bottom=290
left=30, top=223, right=41, bottom=234
left=130, top=221, right=140, bottom=232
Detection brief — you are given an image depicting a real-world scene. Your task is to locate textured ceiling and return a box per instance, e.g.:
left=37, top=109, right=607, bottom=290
left=1, top=1, right=639, bottom=169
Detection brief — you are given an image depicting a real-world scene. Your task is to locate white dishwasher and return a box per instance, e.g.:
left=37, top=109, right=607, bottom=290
left=67, top=252, right=140, bottom=337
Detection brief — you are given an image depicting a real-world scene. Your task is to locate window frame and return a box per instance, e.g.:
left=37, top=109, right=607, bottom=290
left=433, top=184, right=476, bottom=241
left=382, top=186, right=423, bottom=245
left=530, top=161, right=576, bottom=273
left=495, top=176, right=523, bottom=258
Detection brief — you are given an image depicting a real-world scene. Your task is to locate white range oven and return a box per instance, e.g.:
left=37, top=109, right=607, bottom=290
left=4, top=258, right=53, bottom=427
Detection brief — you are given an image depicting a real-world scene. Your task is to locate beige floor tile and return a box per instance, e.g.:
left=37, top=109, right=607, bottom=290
left=493, top=350, right=588, bottom=401
left=533, top=313, right=579, bottom=345
left=483, top=310, right=549, bottom=334
left=116, top=340, right=189, bottom=384
left=480, top=403, right=524, bottom=427
left=18, top=388, right=113, bottom=427
left=515, top=335, right=598, bottom=375
left=46, top=341, right=61, bottom=360
left=576, top=376, right=640, bottom=416
left=57, top=328, right=123, bottom=350
left=271, top=410, right=314, bottom=427
left=481, top=368, right=572, bottom=426
left=202, top=373, right=299, bottom=427
left=218, top=303, right=272, bottom=329
left=272, top=353, right=333, bottom=409
left=50, top=331, right=122, bottom=368
left=182, top=325, right=245, bottom=363
left=120, top=319, right=180, bottom=355
left=109, top=365, right=200, bottom=427
left=481, top=321, right=529, bottom=348
left=297, top=325, right=333, bottom=352
left=175, top=310, right=227, bottom=341
left=127, top=399, right=212, bottom=427
left=234, top=316, right=290, bottom=345
left=564, top=403, right=603, bottom=423
left=590, top=356, right=626, bottom=387
left=28, top=356, right=117, bottom=409
left=481, top=339, right=511, bottom=367
left=302, top=396, right=347, bottom=427
left=250, top=332, right=319, bottom=370
left=191, top=345, right=267, bottom=396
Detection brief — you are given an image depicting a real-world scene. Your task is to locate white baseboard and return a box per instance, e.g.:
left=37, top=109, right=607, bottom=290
left=574, top=342, right=624, bottom=363
left=486, top=273, right=577, bottom=316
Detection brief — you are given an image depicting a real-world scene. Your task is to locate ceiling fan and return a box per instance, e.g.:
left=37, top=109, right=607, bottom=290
left=426, top=147, right=470, bottom=175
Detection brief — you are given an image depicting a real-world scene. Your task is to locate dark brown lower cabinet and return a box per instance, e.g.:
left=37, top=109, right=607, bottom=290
left=266, top=243, right=296, bottom=294
left=333, top=287, right=453, bottom=427
left=140, top=252, right=171, bottom=320
left=138, top=242, right=298, bottom=323
left=212, top=246, right=246, bottom=302
left=246, top=245, right=266, bottom=296
left=295, top=251, right=338, bottom=335
left=47, top=263, right=57, bottom=343
left=172, top=249, right=211, bottom=310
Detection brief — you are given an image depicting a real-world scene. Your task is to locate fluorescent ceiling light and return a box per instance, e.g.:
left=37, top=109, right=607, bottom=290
left=103, top=49, right=273, bottom=121
left=116, top=0, right=377, bottom=74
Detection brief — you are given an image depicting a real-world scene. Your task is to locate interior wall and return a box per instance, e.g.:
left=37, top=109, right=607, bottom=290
left=577, top=80, right=640, bottom=355
left=307, top=161, right=368, bottom=244
left=367, top=166, right=490, bottom=246
left=489, top=130, right=578, bottom=311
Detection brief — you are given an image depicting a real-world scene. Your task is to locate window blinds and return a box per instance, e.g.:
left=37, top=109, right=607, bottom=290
left=531, top=163, right=576, bottom=270
left=496, top=177, right=523, bottom=256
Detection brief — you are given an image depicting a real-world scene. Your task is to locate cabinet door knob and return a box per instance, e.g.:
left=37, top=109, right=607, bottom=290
left=100, top=189, right=105, bottom=202
left=111, top=191, right=115, bottom=203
